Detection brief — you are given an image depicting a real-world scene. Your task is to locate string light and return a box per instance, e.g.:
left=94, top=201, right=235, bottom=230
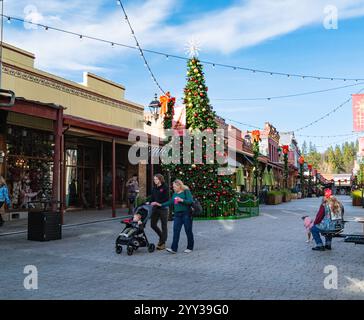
left=293, top=87, right=364, bottom=132
left=3, top=13, right=364, bottom=83
left=116, top=1, right=165, bottom=94
left=212, top=82, right=364, bottom=102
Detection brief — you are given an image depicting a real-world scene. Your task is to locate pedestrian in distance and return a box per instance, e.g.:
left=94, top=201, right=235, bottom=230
left=0, top=176, right=11, bottom=227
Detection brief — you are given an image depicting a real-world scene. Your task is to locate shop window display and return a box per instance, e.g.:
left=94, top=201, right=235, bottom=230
left=6, top=125, right=54, bottom=209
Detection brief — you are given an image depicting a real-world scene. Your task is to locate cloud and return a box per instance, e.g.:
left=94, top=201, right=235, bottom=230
left=4, top=0, right=364, bottom=74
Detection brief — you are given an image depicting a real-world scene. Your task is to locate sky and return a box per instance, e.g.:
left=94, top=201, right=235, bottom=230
left=3, top=0, right=364, bottom=151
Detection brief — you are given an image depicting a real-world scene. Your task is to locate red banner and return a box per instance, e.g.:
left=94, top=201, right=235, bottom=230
left=359, top=137, right=364, bottom=156
left=352, top=94, right=364, bottom=132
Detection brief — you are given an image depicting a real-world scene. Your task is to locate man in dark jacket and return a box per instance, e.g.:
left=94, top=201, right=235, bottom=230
left=147, top=174, right=169, bottom=250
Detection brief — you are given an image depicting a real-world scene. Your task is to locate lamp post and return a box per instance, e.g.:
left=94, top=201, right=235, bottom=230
left=251, top=130, right=261, bottom=198
left=148, top=93, right=161, bottom=121
left=298, top=156, right=305, bottom=198
left=147, top=94, right=161, bottom=192
left=308, top=164, right=312, bottom=197
left=282, top=145, right=289, bottom=189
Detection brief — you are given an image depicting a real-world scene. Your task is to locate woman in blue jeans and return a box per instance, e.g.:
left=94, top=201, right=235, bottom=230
left=151, top=179, right=194, bottom=254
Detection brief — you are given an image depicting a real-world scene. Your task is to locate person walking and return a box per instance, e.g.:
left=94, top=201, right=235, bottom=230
left=0, top=176, right=11, bottom=227
left=151, top=179, right=194, bottom=254
left=126, top=174, right=139, bottom=215
left=148, top=174, right=169, bottom=250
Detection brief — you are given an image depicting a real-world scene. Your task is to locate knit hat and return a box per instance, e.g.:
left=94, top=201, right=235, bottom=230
left=324, top=188, right=332, bottom=198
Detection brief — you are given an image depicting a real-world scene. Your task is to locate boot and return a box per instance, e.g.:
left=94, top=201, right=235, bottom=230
left=0, top=214, right=4, bottom=227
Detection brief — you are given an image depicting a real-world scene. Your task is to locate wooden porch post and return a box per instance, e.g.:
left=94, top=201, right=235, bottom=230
left=60, top=134, right=65, bottom=224
left=99, top=141, right=103, bottom=210
left=112, top=138, right=116, bottom=217
left=52, top=107, right=63, bottom=213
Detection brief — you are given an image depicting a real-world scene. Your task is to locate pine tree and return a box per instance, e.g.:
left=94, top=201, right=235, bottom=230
left=163, top=57, right=237, bottom=217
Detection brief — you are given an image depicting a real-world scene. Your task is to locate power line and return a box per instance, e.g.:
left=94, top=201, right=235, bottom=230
left=212, top=82, right=364, bottom=102
left=293, top=87, right=364, bottom=132
left=295, top=132, right=360, bottom=138
left=222, top=117, right=262, bottom=130
left=116, top=0, right=164, bottom=94
left=316, top=136, right=359, bottom=149
left=4, top=13, right=364, bottom=82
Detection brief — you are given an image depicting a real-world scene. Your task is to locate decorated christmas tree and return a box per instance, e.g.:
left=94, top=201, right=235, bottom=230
left=162, top=53, right=237, bottom=217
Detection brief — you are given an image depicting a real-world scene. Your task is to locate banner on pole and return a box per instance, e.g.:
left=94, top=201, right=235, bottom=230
left=352, top=94, right=364, bottom=132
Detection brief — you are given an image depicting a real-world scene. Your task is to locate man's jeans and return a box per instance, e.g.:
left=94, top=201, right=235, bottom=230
left=171, top=211, right=194, bottom=252
left=151, top=207, right=169, bottom=245
left=311, top=225, right=332, bottom=247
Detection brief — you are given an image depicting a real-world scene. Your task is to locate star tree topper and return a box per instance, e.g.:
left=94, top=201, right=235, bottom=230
left=185, top=39, right=201, bottom=58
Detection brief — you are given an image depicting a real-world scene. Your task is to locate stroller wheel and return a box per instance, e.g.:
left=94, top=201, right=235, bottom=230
left=148, top=243, right=155, bottom=253
left=115, top=246, right=122, bottom=254
left=127, top=246, right=133, bottom=256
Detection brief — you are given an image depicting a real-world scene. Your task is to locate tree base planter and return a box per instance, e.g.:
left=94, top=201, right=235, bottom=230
left=266, top=194, right=282, bottom=205
left=282, top=194, right=292, bottom=202
left=352, top=198, right=362, bottom=206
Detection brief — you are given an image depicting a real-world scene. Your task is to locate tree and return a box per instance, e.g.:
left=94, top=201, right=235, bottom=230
left=163, top=57, right=236, bottom=216
left=301, top=141, right=308, bottom=156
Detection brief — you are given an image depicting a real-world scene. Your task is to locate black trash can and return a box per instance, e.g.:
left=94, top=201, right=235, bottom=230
left=28, top=210, right=62, bottom=241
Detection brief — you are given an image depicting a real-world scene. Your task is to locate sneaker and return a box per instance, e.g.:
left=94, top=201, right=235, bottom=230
left=166, top=248, right=176, bottom=254
left=184, top=249, right=192, bottom=253
left=157, top=243, right=166, bottom=250
left=325, top=245, right=332, bottom=250
left=312, top=246, right=325, bottom=251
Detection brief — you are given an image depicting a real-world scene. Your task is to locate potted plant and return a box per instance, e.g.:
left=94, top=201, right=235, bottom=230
left=281, top=189, right=292, bottom=202
left=266, top=191, right=283, bottom=205
left=352, top=190, right=362, bottom=206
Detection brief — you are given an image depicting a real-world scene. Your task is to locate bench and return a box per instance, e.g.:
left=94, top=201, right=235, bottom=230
left=344, top=235, right=364, bottom=245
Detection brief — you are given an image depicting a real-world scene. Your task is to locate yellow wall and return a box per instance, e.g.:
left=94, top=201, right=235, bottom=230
left=2, top=42, right=144, bottom=131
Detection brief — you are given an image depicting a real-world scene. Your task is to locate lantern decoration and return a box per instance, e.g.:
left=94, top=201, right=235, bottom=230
left=159, top=91, right=172, bottom=117
left=282, top=145, right=289, bottom=155
left=308, top=164, right=313, bottom=171
left=251, top=130, right=261, bottom=143
left=298, top=156, right=305, bottom=165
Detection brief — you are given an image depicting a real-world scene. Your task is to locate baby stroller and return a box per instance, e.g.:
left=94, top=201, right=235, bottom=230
left=115, top=204, right=155, bottom=256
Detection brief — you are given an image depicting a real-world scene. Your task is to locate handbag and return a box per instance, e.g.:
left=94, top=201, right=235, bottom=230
left=184, top=190, right=202, bottom=216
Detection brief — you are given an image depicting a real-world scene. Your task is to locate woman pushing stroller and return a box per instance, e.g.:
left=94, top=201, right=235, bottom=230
left=151, top=179, right=194, bottom=254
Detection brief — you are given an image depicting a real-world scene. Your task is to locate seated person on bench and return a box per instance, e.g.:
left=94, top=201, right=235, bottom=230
left=310, top=189, right=344, bottom=251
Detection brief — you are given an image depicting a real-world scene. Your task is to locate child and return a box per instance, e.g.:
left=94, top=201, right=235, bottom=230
left=120, top=212, right=143, bottom=238
left=302, top=215, right=313, bottom=243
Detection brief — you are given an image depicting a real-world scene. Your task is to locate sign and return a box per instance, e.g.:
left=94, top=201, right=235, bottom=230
left=352, top=94, right=364, bottom=131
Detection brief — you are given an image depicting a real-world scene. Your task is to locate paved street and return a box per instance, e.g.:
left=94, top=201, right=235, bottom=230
left=0, top=196, right=363, bottom=300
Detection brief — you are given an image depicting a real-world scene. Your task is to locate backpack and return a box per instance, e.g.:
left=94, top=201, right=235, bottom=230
left=319, top=202, right=344, bottom=231
left=184, top=190, right=203, bottom=216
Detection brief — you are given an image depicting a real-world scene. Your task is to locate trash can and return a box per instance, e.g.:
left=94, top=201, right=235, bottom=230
left=28, top=209, right=62, bottom=241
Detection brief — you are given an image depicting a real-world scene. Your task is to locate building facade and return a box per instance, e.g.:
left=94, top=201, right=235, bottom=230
left=0, top=42, right=147, bottom=219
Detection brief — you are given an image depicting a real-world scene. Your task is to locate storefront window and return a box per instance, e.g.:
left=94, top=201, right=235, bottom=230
left=6, top=125, right=54, bottom=209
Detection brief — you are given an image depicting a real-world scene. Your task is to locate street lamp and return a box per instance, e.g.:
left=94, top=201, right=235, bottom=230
left=298, top=155, right=305, bottom=197
left=148, top=93, right=161, bottom=121
left=307, top=164, right=312, bottom=197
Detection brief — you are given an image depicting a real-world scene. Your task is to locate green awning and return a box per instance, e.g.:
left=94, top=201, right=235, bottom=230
left=236, top=166, right=245, bottom=186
